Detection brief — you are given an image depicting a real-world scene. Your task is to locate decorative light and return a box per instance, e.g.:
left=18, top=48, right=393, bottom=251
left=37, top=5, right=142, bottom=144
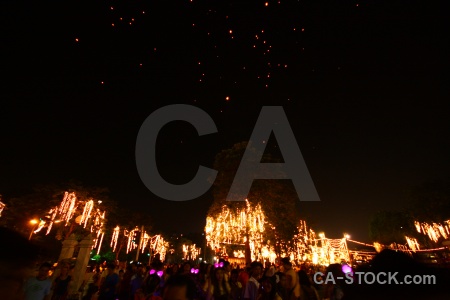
left=342, top=264, right=353, bottom=274
left=205, top=201, right=351, bottom=265
left=31, top=192, right=106, bottom=253
left=96, top=231, right=105, bottom=254
left=414, top=220, right=450, bottom=243
left=405, top=236, right=420, bottom=252
left=0, top=200, right=5, bottom=217
left=111, top=226, right=120, bottom=251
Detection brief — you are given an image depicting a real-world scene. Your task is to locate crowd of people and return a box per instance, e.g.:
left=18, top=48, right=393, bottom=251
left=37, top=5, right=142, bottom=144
left=1, top=227, right=344, bottom=300
left=23, top=257, right=343, bottom=300
left=3, top=226, right=450, bottom=300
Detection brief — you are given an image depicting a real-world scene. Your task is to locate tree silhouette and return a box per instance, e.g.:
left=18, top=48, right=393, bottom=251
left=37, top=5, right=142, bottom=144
left=369, top=210, right=415, bottom=245
left=369, top=181, right=450, bottom=247
left=0, top=180, right=115, bottom=241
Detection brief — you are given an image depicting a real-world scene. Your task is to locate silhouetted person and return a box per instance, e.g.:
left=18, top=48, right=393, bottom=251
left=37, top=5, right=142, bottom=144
left=0, top=227, right=40, bottom=300
left=163, top=275, right=197, bottom=300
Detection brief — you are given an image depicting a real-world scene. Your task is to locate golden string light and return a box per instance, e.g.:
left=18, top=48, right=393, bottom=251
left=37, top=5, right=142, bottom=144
left=347, top=239, right=374, bottom=248
left=33, top=192, right=106, bottom=253
left=59, top=192, right=77, bottom=226
left=33, top=219, right=47, bottom=234
left=0, top=200, right=5, bottom=217
left=141, top=232, right=150, bottom=253
left=45, top=206, right=59, bottom=235
left=183, top=244, right=201, bottom=260
left=112, top=228, right=168, bottom=261
left=206, top=202, right=450, bottom=264
left=148, top=234, right=168, bottom=261
left=126, top=227, right=139, bottom=253
left=205, top=201, right=352, bottom=265
left=111, top=226, right=120, bottom=251
left=80, top=200, right=94, bottom=228
left=407, top=247, right=446, bottom=252
left=205, top=200, right=266, bottom=262
left=96, top=231, right=105, bottom=254
left=405, top=236, right=420, bottom=252
left=415, top=220, right=450, bottom=243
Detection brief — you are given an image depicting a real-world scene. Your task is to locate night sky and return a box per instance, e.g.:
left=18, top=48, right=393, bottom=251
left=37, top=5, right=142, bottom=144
left=1, top=0, right=449, bottom=242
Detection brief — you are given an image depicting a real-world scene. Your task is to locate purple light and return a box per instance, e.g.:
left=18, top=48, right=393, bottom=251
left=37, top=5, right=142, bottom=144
left=157, top=271, right=164, bottom=277
left=214, top=263, right=219, bottom=268
left=149, top=269, right=156, bottom=275
left=219, top=262, right=224, bottom=268
left=191, top=268, right=195, bottom=274
left=342, top=264, right=352, bottom=274
left=194, top=268, right=199, bottom=274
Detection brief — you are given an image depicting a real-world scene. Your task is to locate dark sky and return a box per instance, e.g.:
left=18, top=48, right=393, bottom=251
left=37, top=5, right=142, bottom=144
left=1, top=0, right=449, bottom=242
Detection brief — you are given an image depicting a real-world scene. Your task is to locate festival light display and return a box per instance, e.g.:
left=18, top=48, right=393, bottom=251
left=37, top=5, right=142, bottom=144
left=206, top=201, right=449, bottom=265
left=111, top=226, right=120, bottom=251
left=405, top=236, right=420, bottom=252
left=183, top=244, right=201, bottom=260
left=205, top=200, right=351, bottom=265
left=22, top=192, right=449, bottom=264
left=33, top=192, right=106, bottom=253
left=150, top=234, right=168, bottom=261
left=112, top=227, right=169, bottom=261
left=415, top=220, right=450, bottom=243
left=205, top=200, right=266, bottom=262
left=206, top=203, right=450, bottom=264
left=0, top=200, right=5, bottom=217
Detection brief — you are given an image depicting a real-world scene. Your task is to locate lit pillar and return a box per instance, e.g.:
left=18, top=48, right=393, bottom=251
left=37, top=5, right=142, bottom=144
left=72, top=234, right=95, bottom=294
left=58, top=234, right=78, bottom=261
left=52, top=234, right=78, bottom=280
